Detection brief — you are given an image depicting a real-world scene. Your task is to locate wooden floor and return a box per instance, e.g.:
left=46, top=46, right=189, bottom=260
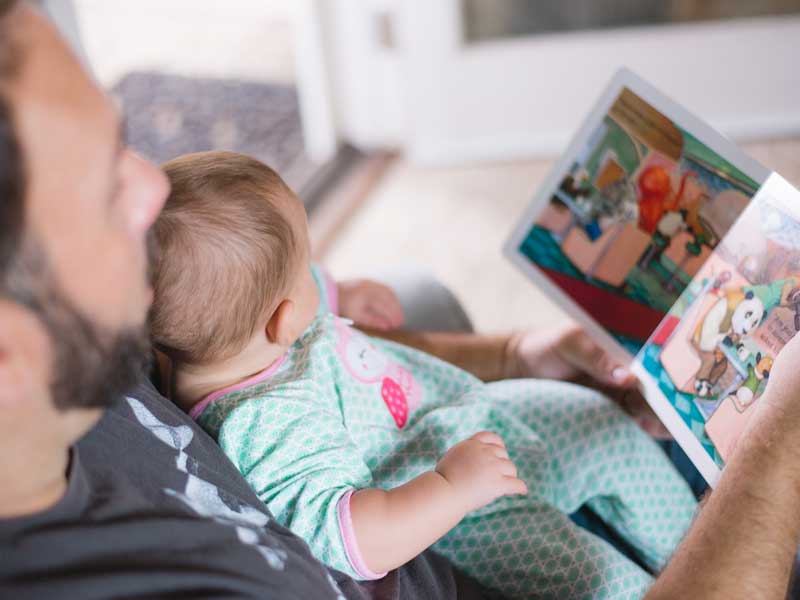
left=318, top=137, right=800, bottom=334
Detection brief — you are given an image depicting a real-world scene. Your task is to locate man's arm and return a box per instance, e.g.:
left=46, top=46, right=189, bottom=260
left=362, top=328, right=513, bottom=382
left=647, top=339, right=800, bottom=599
left=365, top=324, right=669, bottom=435
left=646, top=427, right=800, bottom=598
left=365, top=324, right=670, bottom=438
left=363, top=323, right=630, bottom=384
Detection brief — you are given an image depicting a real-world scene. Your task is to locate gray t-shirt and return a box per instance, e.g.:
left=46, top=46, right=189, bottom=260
left=0, top=379, right=487, bottom=599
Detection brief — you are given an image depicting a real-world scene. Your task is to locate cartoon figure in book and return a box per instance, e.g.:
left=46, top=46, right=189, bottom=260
left=727, top=352, right=773, bottom=412
left=655, top=210, right=687, bottom=244
left=698, top=276, right=800, bottom=460
left=691, top=289, right=765, bottom=397
left=559, top=169, right=593, bottom=206
left=636, top=165, right=675, bottom=235
left=703, top=348, right=776, bottom=462
left=592, top=176, right=638, bottom=234
left=637, top=172, right=709, bottom=273
left=637, top=169, right=697, bottom=235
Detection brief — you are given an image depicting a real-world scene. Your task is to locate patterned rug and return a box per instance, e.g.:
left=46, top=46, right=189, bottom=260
left=111, top=71, right=319, bottom=200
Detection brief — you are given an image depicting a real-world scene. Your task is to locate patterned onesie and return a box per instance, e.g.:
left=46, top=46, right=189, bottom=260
left=193, top=266, right=697, bottom=600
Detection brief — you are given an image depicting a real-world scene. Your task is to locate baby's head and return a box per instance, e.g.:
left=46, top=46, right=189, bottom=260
left=150, top=151, right=319, bottom=367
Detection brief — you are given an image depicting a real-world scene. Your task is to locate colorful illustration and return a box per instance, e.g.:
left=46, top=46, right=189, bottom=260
left=519, top=87, right=758, bottom=352
left=639, top=187, right=800, bottom=466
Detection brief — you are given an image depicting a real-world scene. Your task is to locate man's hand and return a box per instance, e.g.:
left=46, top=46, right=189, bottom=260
left=746, top=332, right=800, bottom=447
left=338, top=279, right=404, bottom=331
left=435, top=431, right=527, bottom=513
left=647, top=332, right=800, bottom=600
left=506, top=323, right=670, bottom=438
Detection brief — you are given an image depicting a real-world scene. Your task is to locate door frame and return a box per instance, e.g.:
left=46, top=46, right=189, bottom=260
left=394, top=0, right=800, bottom=165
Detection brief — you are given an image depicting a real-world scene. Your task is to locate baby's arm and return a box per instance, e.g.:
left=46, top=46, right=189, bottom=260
left=350, top=431, right=527, bottom=574
left=220, top=391, right=524, bottom=580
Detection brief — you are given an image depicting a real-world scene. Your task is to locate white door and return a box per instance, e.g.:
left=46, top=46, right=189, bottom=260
left=393, top=0, right=800, bottom=165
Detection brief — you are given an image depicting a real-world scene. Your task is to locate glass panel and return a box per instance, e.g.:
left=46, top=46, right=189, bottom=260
left=463, top=0, right=800, bottom=42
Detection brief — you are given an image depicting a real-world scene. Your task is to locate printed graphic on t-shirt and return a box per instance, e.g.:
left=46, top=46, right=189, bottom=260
left=126, top=397, right=289, bottom=569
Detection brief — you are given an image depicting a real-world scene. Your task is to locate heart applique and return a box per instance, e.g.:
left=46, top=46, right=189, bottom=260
left=386, top=364, right=422, bottom=411
left=381, top=377, right=408, bottom=429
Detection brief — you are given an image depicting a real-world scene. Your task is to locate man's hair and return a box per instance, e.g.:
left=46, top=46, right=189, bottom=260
left=151, top=151, right=298, bottom=365
left=0, top=0, right=25, bottom=285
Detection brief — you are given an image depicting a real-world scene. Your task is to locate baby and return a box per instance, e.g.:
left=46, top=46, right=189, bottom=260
left=150, top=151, right=697, bottom=600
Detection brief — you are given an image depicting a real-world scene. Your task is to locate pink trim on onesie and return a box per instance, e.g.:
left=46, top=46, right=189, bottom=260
left=189, top=354, right=288, bottom=421
left=322, top=268, right=339, bottom=315
left=337, top=490, right=387, bottom=580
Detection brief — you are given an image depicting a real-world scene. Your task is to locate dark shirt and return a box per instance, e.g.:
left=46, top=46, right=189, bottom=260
left=0, top=379, right=486, bottom=599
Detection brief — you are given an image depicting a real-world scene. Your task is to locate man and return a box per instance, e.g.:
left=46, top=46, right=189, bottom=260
left=0, top=2, right=799, bottom=598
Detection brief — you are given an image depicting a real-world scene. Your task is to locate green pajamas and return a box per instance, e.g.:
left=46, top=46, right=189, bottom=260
left=194, top=268, right=696, bottom=599
left=434, top=380, right=694, bottom=598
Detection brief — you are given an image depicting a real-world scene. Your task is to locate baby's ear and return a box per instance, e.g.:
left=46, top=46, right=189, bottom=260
left=266, top=299, right=295, bottom=346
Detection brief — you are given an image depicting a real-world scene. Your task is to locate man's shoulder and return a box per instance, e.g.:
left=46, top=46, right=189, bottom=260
left=81, top=378, right=278, bottom=509
left=0, top=377, right=480, bottom=600
left=0, top=377, right=347, bottom=599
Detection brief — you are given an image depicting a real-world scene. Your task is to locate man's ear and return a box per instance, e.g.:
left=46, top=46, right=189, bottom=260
left=0, top=299, right=50, bottom=409
left=265, top=299, right=295, bottom=346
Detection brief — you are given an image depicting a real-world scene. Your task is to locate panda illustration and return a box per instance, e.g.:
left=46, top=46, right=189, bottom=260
left=692, top=290, right=765, bottom=397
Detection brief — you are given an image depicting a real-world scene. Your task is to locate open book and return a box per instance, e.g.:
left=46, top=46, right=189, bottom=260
left=504, top=69, right=800, bottom=487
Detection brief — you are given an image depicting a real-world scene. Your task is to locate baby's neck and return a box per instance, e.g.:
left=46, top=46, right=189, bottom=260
left=171, top=337, right=287, bottom=414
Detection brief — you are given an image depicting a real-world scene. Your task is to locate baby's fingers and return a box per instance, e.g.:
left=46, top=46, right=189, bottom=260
left=501, top=476, right=528, bottom=496
left=492, top=446, right=510, bottom=460
left=497, top=457, right=518, bottom=479
left=472, top=431, right=506, bottom=448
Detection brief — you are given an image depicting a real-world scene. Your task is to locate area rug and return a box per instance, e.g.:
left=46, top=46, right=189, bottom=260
left=111, top=71, right=319, bottom=197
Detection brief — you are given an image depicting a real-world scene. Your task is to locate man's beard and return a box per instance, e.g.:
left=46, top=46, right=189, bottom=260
left=7, top=240, right=152, bottom=411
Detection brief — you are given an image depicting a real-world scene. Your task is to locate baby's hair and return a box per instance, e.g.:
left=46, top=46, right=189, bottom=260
left=151, top=150, right=297, bottom=365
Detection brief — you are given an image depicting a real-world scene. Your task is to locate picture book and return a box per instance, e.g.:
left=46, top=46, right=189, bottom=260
left=505, top=69, right=800, bottom=486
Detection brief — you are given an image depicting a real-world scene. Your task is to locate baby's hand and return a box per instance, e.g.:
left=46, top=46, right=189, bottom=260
left=337, top=279, right=404, bottom=331
left=435, top=431, right=527, bottom=514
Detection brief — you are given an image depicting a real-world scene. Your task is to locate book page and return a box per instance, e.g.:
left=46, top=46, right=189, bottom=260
left=511, top=83, right=760, bottom=356
left=634, top=174, right=800, bottom=483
